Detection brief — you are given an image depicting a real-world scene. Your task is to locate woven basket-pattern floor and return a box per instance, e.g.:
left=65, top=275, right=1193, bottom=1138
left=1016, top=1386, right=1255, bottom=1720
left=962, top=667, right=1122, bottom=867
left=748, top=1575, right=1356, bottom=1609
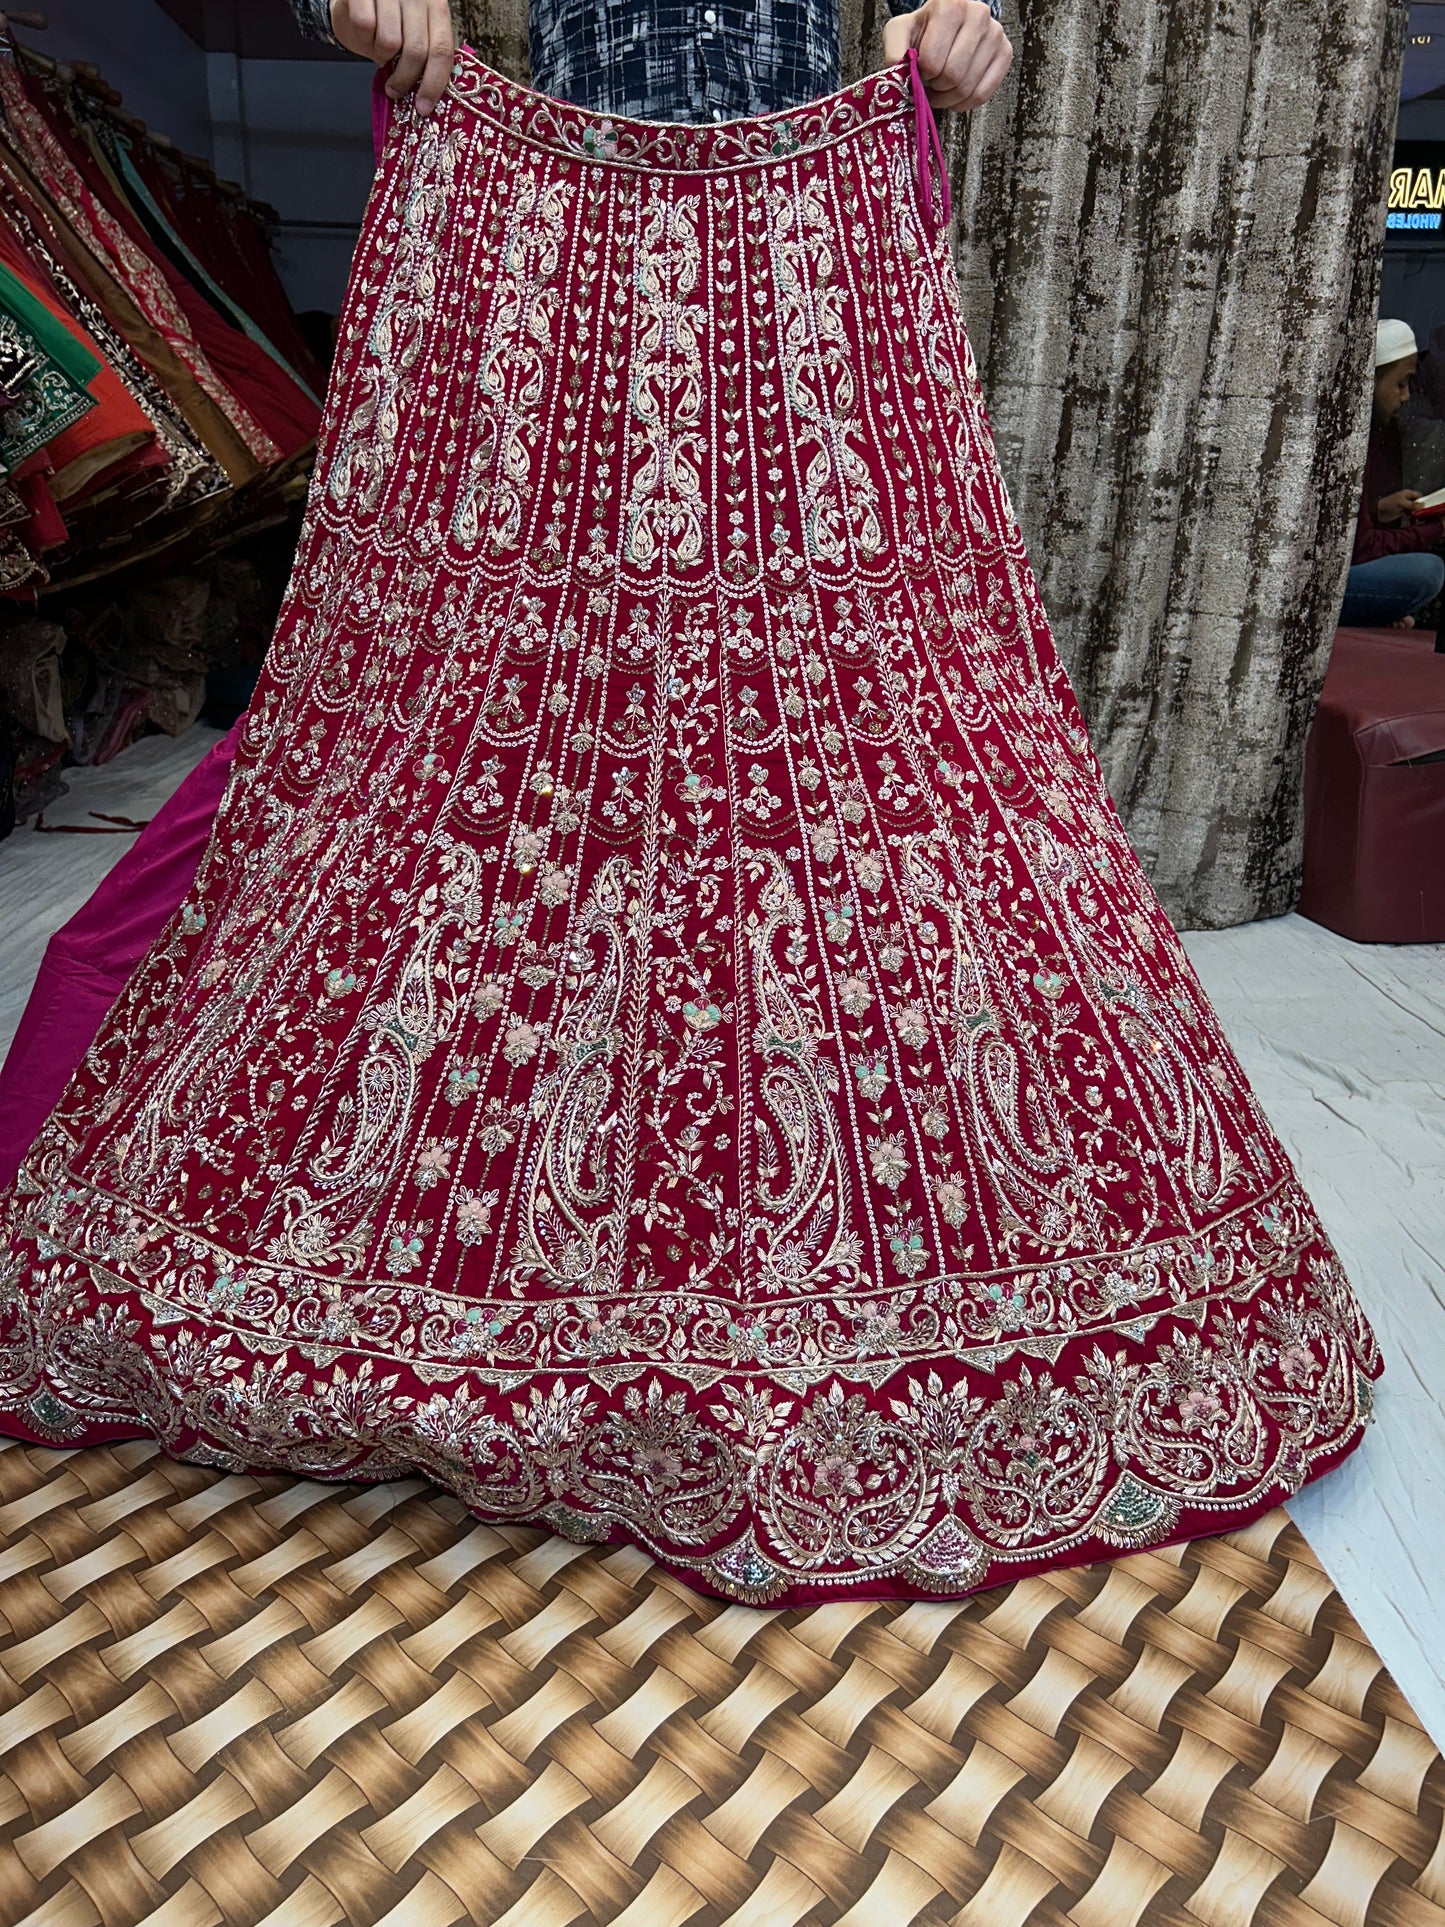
left=1, top=1440, right=1443, bottom=1927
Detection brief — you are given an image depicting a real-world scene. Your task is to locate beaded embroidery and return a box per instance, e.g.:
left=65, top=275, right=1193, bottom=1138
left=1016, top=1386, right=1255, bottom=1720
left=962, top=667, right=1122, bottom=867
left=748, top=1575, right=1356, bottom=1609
left=0, top=52, right=1380, bottom=1605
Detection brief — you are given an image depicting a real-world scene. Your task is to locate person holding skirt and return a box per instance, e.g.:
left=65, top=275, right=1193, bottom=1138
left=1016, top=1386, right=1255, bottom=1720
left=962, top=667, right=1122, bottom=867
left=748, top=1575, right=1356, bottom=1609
left=0, top=0, right=1380, bottom=1605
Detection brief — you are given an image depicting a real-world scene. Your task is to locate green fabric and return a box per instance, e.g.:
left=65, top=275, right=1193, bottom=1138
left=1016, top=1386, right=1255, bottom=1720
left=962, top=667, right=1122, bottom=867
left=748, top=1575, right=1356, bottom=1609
left=0, top=260, right=101, bottom=391
left=0, top=262, right=99, bottom=477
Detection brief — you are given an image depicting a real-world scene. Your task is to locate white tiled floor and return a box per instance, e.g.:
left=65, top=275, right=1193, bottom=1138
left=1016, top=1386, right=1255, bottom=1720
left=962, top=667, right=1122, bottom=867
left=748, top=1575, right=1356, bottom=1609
left=0, top=728, right=224, bottom=1048
left=2, top=731, right=1443, bottom=1748
left=1180, top=917, right=1445, bottom=1751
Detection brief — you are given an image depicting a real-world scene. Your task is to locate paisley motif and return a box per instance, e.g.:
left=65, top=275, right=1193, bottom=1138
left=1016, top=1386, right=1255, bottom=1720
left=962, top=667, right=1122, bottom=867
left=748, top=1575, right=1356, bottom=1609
left=0, top=49, right=1380, bottom=1606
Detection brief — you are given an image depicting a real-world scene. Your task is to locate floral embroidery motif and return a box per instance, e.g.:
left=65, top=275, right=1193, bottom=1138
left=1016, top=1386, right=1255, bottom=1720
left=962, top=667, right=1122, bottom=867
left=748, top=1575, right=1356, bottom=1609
left=622, top=190, right=707, bottom=570
left=768, top=176, right=883, bottom=564
left=0, top=51, right=1379, bottom=1607
left=453, top=171, right=574, bottom=555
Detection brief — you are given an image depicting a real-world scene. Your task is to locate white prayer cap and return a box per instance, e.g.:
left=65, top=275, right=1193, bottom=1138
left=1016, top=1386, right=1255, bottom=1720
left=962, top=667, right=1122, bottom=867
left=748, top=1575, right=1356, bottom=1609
left=1376, top=318, right=1419, bottom=366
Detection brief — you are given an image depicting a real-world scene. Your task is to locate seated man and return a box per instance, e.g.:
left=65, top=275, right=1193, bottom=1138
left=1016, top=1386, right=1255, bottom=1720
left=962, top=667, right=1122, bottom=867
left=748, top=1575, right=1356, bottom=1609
left=1340, top=318, right=1445, bottom=628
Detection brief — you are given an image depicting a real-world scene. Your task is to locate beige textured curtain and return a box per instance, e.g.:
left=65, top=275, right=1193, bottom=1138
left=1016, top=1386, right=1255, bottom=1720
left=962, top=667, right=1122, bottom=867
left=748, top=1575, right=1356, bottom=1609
left=452, top=0, right=529, bottom=78
left=458, top=0, right=1406, bottom=929
left=864, top=0, right=1405, bottom=928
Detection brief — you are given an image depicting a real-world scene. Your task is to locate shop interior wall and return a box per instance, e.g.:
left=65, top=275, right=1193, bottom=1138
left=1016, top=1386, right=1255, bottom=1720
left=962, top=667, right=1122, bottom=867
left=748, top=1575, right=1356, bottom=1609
left=216, top=55, right=374, bottom=315
left=44, top=0, right=213, bottom=161
left=43, top=1, right=374, bottom=318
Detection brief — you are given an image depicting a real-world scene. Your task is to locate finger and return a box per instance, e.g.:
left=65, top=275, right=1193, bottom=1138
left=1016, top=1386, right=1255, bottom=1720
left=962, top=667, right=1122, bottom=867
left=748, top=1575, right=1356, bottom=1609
left=915, top=5, right=965, bottom=87
left=881, top=3, right=925, bottom=63
left=964, top=39, right=1014, bottom=105
left=939, top=36, right=1012, bottom=110
left=881, top=12, right=908, bottom=63
left=386, top=0, right=432, bottom=95
left=370, top=0, right=403, bottom=79
left=330, top=0, right=374, bottom=56
left=931, top=4, right=994, bottom=93
left=415, top=0, right=455, bottom=114
left=928, top=60, right=982, bottom=112
left=929, top=44, right=991, bottom=114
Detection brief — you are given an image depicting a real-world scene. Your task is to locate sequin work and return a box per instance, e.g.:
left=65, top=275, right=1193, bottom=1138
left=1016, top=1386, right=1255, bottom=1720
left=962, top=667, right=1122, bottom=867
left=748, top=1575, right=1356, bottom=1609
left=0, top=52, right=1381, bottom=1605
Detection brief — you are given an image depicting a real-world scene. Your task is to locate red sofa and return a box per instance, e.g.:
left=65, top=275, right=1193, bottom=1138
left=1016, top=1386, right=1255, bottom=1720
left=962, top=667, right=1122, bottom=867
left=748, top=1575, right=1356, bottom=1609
left=1299, top=627, right=1445, bottom=944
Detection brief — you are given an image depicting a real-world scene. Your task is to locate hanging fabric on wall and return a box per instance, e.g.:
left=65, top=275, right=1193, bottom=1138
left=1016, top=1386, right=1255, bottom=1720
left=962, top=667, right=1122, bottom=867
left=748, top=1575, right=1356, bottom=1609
left=124, top=141, right=328, bottom=403
left=0, top=27, right=321, bottom=600
left=0, top=176, right=220, bottom=494
left=97, top=129, right=322, bottom=406
left=0, top=58, right=282, bottom=477
left=0, top=25, right=322, bottom=832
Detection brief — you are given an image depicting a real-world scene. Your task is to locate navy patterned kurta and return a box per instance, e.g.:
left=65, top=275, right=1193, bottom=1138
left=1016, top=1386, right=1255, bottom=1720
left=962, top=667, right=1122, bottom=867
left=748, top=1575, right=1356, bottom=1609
left=290, top=0, right=1002, bottom=122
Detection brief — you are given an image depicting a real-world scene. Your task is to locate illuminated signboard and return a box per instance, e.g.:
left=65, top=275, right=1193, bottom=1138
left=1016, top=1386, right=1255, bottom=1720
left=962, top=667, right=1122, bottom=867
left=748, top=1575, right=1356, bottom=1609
left=1387, top=143, right=1445, bottom=237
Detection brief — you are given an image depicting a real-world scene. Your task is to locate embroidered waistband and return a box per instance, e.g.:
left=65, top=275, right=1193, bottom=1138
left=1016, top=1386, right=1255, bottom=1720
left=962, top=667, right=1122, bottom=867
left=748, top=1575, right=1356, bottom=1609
left=432, top=44, right=920, bottom=179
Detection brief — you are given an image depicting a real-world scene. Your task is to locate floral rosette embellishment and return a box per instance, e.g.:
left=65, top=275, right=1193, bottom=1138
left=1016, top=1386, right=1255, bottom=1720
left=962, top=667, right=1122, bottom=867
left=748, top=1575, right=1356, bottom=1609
left=580, top=117, right=620, bottom=161
left=444, top=1061, right=482, bottom=1106
left=889, top=1221, right=929, bottom=1277
left=386, top=1225, right=429, bottom=1276
left=769, top=119, right=800, bottom=157
left=454, top=1187, right=499, bottom=1245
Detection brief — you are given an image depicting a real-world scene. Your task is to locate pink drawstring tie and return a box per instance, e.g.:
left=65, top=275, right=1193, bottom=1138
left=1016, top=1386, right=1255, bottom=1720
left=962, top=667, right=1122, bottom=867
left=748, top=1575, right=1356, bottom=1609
left=905, top=46, right=951, bottom=236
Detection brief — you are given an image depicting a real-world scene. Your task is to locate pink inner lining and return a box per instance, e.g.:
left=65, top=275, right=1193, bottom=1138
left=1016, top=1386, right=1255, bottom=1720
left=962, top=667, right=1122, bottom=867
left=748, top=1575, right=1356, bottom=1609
left=372, top=66, right=392, bottom=163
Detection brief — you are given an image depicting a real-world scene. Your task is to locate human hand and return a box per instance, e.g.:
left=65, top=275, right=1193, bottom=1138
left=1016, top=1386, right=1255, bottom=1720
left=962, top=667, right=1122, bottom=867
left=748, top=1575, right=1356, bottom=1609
left=1378, top=488, right=1424, bottom=526
left=881, top=0, right=1013, bottom=113
left=329, top=0, right=455, bottom=116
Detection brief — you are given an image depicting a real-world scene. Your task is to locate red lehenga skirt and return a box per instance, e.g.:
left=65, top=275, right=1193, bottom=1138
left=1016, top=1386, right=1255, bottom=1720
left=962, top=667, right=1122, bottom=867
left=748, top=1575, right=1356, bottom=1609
left=0, top=49, right=1381, bottom=1605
